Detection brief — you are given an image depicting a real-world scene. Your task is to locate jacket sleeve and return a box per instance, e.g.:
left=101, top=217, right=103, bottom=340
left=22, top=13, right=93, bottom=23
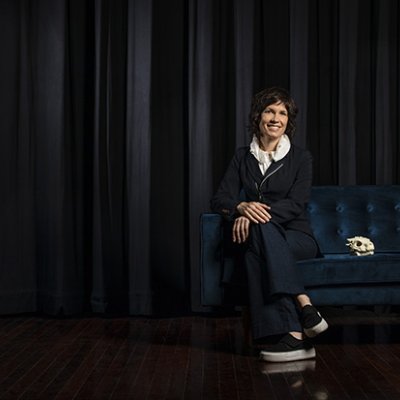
left=269, top=150, right=313, bottom=224
left=210, top=149, right=245, bottom=220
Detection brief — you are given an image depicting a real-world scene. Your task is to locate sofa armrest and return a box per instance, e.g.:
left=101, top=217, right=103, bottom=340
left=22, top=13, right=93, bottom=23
left=200, top=213, right=224, bottom=306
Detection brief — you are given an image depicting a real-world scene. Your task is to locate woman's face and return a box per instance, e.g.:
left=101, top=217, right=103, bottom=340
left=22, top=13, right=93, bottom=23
left=258, top=101, right=288, bottom=142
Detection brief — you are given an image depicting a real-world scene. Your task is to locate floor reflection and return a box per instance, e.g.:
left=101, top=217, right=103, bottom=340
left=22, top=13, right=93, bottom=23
left=259, top=359, right=316, bottom=374
left=314, top=307, right=400, bottom=345
left=259, top=359, right=329, bottom=399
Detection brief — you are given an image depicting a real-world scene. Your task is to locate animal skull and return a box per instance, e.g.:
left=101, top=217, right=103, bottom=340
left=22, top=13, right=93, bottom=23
left=346, top=236, right=375, bottom=256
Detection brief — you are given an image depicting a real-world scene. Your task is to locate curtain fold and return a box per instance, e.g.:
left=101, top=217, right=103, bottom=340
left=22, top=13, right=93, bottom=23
left=33, top=0, right=88, bottom=314
left=1, top=0, right=400, bottom=315
left=188, top=0, right=215, bottom=310
left=91, top=0, right=129, bottom=313
left=125, top=0, right=153, bottom=314
left=0, top=0, right=36, bottom=313
left=337, top=0, right=358, bottom=185
left=233, top=0, right=254, bottom=147
left=374, top=0, right=398, bottom=183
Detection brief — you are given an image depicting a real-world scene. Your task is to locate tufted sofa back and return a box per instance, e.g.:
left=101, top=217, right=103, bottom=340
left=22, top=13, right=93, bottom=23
left=308, top=185, right=400, bottom=254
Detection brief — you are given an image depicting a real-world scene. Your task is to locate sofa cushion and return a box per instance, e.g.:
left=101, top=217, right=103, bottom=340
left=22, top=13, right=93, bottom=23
left=299, top=253, right=400, bottom=287
left=308, top=185, right=400, bottom=254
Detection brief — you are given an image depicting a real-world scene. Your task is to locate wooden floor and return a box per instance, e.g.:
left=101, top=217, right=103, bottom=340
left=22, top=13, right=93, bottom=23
left=1, top=308, right=400, bottom=399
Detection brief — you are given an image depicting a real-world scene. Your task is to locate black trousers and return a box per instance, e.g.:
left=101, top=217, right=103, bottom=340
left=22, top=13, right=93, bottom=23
left=245, top=222, right=318, bottom=339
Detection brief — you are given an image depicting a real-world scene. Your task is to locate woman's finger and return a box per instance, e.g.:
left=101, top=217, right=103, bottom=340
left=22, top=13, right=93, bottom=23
left=233, top=219, right=243, bottom=242
left=240, top=218, right=250, bottom=242
left=233, top=217, right=250, bottom=243
left=245, top=206, right=271, bottom=223
left=237, top=202, right=272, bottom=223
left=232, top=221, right=239, bottom=242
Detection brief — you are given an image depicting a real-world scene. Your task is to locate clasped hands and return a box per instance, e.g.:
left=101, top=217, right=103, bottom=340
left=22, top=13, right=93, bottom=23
left=233, top=201, right=271, bottom=243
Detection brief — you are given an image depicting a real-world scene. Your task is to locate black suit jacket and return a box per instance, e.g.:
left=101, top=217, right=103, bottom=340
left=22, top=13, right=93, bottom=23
left=210, top=144, right=314, bottom=236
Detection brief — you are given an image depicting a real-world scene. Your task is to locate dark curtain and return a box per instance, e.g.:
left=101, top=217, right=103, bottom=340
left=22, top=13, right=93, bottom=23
left=1, top=0, right=399, bottom=315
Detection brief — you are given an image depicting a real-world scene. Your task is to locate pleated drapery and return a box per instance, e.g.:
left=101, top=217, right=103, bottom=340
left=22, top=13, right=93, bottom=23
left=0, top=0, right=399, bottom=315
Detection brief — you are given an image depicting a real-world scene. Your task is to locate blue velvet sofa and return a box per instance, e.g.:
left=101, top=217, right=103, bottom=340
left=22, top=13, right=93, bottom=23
left=200, top=185, right=400, bottom=307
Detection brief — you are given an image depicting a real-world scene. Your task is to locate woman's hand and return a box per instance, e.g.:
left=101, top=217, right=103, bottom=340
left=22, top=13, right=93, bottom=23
left=232, top=216, right=251, bottom=243
left=236, top=201, right=271, bottom=224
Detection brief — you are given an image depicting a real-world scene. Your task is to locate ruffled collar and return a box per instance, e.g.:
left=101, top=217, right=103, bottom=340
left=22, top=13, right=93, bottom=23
left=249, top=134, right=291, bottom=165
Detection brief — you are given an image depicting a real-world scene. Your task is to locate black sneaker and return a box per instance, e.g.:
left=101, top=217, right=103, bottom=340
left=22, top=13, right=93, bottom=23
left=301, top=305, right=328, bottom=338
left=259, top=334, right=316, bottom=363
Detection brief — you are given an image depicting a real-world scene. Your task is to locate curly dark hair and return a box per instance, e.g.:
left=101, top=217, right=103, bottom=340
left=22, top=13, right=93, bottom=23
left=249, top=87, right=298, bottom=140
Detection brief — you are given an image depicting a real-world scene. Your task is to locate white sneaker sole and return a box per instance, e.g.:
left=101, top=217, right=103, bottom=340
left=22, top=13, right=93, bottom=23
left=304, top=316, right=329, bottom=338
left=259, top=347, right=316, bottom=363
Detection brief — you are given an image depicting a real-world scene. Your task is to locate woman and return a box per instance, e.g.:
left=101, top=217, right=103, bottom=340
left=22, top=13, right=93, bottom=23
left=211, top=87, right=328, bottom=363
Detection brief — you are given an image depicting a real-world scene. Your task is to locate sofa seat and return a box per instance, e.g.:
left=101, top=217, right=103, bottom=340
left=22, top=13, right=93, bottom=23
left=300, top=253, right=400, bottom=286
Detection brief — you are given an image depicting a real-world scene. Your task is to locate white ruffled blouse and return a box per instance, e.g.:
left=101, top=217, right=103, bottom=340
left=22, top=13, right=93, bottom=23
left=249, top=134, right=291, bottom=175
